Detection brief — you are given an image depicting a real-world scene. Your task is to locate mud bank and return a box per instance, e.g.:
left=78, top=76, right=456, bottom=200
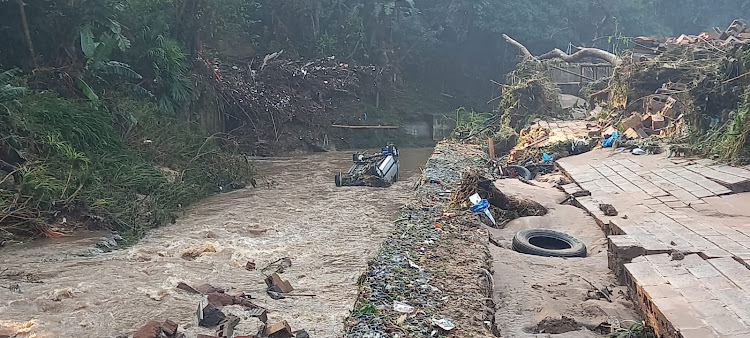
left=345, top=141, right=496, bottom=337
left=0, top=150, right=428, bottom=337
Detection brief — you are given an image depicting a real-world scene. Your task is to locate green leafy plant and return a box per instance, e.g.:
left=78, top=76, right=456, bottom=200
left=76, top=23, right=144, bottom=103
left=609, top=320, right=655, bottom=338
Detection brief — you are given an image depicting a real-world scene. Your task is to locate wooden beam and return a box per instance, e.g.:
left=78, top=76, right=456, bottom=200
left=331, top=125, right=399, bottom=129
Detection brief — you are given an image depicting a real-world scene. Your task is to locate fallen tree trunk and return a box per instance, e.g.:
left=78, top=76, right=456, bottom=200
left=502, top=34, right=621, bottom=67
left=538, top=48, right=621, bottom=67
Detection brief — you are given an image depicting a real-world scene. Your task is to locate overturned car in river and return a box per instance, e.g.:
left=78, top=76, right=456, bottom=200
left=335, top=143, right=399, bottom=187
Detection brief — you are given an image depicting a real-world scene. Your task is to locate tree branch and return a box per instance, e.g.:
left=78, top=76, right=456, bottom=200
left=538, top=47, right=620, bottom=66
left=502, top=34, right=534, bottom=59
left=502, top=34, right=621, bottom=66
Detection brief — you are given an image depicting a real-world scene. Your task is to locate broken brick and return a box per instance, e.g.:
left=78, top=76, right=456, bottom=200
left=176, top=282, right=199, bottom=294
left=246, top=261, right=256, bottom=270
left=624, top=127, right=648, bottom=139
left=265, top=273, right=294, bottom=293
left=651, top=114, right=666, bottom=129
left=207, top=292, right=234, bottom=307
left=196, top=284, right=223, bottom=295
left=265, top=320, right=293, bottom=338
left=132, top=321, right=161, bottom=338
left=247, top=308, right=268, bottom=323
left=162, top=320, right=178, bottom=336
left=622, top=112, right=643, bottom=130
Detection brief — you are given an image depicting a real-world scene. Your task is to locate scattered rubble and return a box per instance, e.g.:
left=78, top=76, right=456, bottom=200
left=133, top=320, right=184, bottom=338
left=345, top=142, right=496, bottom=337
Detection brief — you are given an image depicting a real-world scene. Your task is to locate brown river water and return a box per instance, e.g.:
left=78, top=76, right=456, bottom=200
left=0, top=148, right=433, bottom=338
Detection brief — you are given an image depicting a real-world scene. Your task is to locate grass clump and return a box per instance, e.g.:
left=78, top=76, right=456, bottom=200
left=1, top=88, right=252, bottom=242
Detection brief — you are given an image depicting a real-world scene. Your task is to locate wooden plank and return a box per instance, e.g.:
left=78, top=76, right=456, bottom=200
left=331, top=125, right=399, bottom=129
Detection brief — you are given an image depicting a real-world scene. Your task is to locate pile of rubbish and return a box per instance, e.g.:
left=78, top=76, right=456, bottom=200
left=633, top=20, right=750, bottom=57
left=207, top=53, right=396, bottom=155
left=494, top=20, right=750, bottom=162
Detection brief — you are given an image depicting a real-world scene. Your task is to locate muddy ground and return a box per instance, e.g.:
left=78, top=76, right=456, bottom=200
left=0, top=149, right=431, bottom=338
left=488, top=179, right=640, bottom=337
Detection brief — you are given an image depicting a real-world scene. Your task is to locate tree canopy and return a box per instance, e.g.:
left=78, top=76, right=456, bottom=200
left=1, top=0, right=749, bottom=112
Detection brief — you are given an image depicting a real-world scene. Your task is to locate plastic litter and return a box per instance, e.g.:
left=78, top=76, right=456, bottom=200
left=393, top=301, right=414, bottom=313
left=431, top=318, right=456, bottom=331
left=542, top=153, right=552, bottom=162
left=632, top=148, right=646, bottom=155
left=602, top=131, right=618, bottom=148
left=469, top=193, right=496, bottom=226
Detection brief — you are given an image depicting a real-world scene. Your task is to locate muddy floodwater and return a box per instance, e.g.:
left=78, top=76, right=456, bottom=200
left=0, top=148, right=433, bottom=338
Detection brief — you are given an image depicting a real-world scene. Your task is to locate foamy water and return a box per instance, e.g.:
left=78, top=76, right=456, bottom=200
left=0, top=149, right=432, bottom=337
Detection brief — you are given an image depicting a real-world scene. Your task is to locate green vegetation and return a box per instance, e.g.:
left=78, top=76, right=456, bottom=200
left=0, top=71, right=250, bottom=241
left=1, top=0, right=749, bottom=240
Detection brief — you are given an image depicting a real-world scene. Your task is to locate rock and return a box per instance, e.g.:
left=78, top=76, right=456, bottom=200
left=599, top=203, right=618, bottom=216
left=295, top=330, right=310, bottom=338
left=265, top=320, right=293, bottom=338
left=199, top=304, right=226, bottom=327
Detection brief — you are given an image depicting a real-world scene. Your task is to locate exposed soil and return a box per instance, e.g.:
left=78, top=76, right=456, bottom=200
left=0, top=149, right=431, bottom=338
left=533, top=316, right=582, bottom=334
left=487, top=179, right=640, bottom=337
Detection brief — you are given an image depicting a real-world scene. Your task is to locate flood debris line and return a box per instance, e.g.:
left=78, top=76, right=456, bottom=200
left=344, top=141, right=497, bottom=337
left=502, top=20, right=750, bottom=164
left=212, top=56, right=398, bottom=155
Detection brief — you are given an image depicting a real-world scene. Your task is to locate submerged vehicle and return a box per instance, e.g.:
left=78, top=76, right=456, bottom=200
left=335, top=143, right=399, bottom=187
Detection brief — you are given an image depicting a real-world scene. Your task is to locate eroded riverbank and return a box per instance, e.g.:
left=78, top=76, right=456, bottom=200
left=0, top=149, right=431, bottom=337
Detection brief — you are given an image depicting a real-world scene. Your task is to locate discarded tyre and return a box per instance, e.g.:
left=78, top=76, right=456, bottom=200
left=512, top=228, right=587, bottom=258
left=504, top=165, right=533, bottom=180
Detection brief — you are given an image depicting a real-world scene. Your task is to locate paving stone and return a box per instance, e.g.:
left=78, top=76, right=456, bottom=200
left=712, top=165, right=750, bottom=180
left=652, top=296, right=706, bottom=331
left=687, top=264, right=724, bottom=279
left=709, top=258, right=750, bottom=289
left=678, top=326, right=719, bottom=338
left=625, top=261, right=668, bottom=286
left=703, top=313, right=750, bottom=336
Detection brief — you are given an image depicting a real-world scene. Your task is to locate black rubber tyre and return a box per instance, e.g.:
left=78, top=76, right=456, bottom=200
left=512, top=228, right=587, bottom=258
left=334, top=173, right=342, bottom=187
left=505, top=165, right=533, bottom=180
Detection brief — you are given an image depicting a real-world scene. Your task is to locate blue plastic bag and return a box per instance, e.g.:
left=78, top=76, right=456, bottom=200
left=602, top=131, right=619, bottom=148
